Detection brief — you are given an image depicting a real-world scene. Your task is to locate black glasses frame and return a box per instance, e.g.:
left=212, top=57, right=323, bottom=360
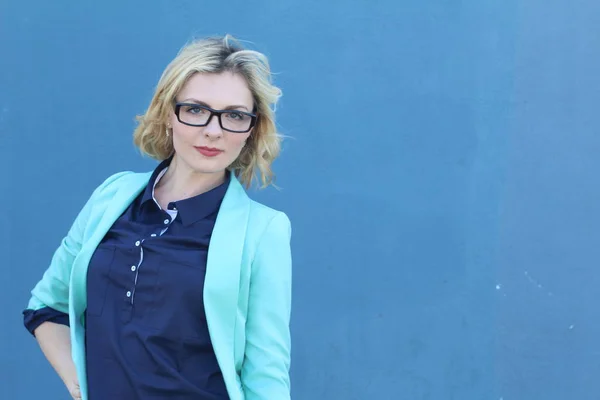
left=174, top=102, right=257, bottom=133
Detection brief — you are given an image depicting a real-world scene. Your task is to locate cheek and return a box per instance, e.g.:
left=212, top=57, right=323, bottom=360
left=226, top=134, right=250, bottom=152
left=170, top=113, right=178, bottom=127
left=172, top=126, right=196, bottom=145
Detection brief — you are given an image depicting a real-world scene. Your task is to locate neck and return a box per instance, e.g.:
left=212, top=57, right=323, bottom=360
left=157, top=155, right=226, bottom=201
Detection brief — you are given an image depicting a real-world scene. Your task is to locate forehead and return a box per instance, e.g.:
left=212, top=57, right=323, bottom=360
left=178, top=72, right=253, bottom=108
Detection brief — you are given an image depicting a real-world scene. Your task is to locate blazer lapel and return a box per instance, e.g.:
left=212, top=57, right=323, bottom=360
left=204, top=173, right=250, bottom=380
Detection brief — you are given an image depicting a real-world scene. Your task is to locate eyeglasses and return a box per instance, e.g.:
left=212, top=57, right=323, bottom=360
left=174, top=102, right=257, bottom=133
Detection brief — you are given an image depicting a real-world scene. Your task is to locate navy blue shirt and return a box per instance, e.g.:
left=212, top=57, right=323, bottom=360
left=25, top=158, right=230, bottom=400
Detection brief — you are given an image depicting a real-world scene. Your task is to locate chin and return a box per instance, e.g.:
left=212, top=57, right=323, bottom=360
left=189, top=158, right=230, bottom=175
left=190, top=163, right=226, bottom=175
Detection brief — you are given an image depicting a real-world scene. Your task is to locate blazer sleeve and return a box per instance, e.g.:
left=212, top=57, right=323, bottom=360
left=241, top=212, right=293, bottom=400
left=25, top=172, right=130, bottom=316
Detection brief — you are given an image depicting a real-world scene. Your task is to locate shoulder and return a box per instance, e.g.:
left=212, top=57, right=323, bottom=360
left=91, top=170, right=152, bottom=198
left=247, top=199, right=292, bottom=240
left=96, top=171, right=135, bottom=192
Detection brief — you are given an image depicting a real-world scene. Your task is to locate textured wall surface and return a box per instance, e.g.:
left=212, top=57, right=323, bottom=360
left=2, top=1, right=599, bottom=399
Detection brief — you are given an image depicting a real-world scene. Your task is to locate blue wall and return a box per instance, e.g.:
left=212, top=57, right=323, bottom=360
left=2, top=1, right=600, bottom=399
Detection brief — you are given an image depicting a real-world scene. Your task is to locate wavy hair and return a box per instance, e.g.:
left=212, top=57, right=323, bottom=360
left=133, top=35, right=283, bottom=188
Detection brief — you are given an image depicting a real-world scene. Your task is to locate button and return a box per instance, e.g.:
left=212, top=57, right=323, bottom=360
left=131, top=266, right=136, bottom=272
left=135, top=241, right=141, bottom=246
left=126, top=291, right=131, bottom=297
left=151, top=234, right=157, bottom=237
left=163, top=219, right=170, bottom=224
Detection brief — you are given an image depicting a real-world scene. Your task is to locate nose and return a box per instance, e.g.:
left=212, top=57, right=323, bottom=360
left=203, top=114, right=223, bottom=138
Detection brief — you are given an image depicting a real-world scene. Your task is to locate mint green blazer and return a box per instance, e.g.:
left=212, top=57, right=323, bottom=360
left=27, top=170, right=292, bottom=400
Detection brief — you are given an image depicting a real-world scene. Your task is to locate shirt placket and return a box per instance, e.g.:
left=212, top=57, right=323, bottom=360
left=128, top=211, right=176, bottom=306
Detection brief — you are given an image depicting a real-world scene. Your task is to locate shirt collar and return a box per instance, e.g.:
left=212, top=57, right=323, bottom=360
left=140, top=157, right=171, bottom=208
left=141, top=157, right=229, bottom=226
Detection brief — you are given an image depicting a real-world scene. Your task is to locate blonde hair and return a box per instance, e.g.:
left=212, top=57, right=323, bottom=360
left=133, top=35, right=283, bottom=188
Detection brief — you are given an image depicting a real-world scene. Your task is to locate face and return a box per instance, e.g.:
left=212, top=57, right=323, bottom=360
left=169, top=71, right=254, bottom=179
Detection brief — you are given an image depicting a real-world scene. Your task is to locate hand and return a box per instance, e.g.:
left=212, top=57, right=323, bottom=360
left=67, top=380, right=82, bottom=400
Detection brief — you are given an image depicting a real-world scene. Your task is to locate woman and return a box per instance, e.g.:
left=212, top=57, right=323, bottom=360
left=23, top=35, right=292, bottom=400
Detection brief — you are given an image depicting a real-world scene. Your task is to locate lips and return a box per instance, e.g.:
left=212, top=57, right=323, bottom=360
left=195, top=146, right=223, bottom=157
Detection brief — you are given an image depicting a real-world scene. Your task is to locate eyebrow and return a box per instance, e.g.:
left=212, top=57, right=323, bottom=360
left=180, top=98, right=250, bottom=112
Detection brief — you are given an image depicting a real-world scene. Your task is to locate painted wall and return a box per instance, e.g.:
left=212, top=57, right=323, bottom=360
left=2, top=1, right=599, bottom=398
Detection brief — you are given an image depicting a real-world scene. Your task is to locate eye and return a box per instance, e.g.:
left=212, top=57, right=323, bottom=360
left=185, top=105, right=207, bottom=115
left=225, top=111, right=246, bottom=121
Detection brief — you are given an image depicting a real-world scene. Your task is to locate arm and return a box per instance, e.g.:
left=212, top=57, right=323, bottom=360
left=23, top=308, right=77, bottom=397
left=24, top=193, right=93, bottom=399
left=241, top=212, right=293, bottom=400
left=24, top=184, right=97, bottom=400
left=24, top=171, right=130, bottom=399
left=34, top=322, right=81, bottom=399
